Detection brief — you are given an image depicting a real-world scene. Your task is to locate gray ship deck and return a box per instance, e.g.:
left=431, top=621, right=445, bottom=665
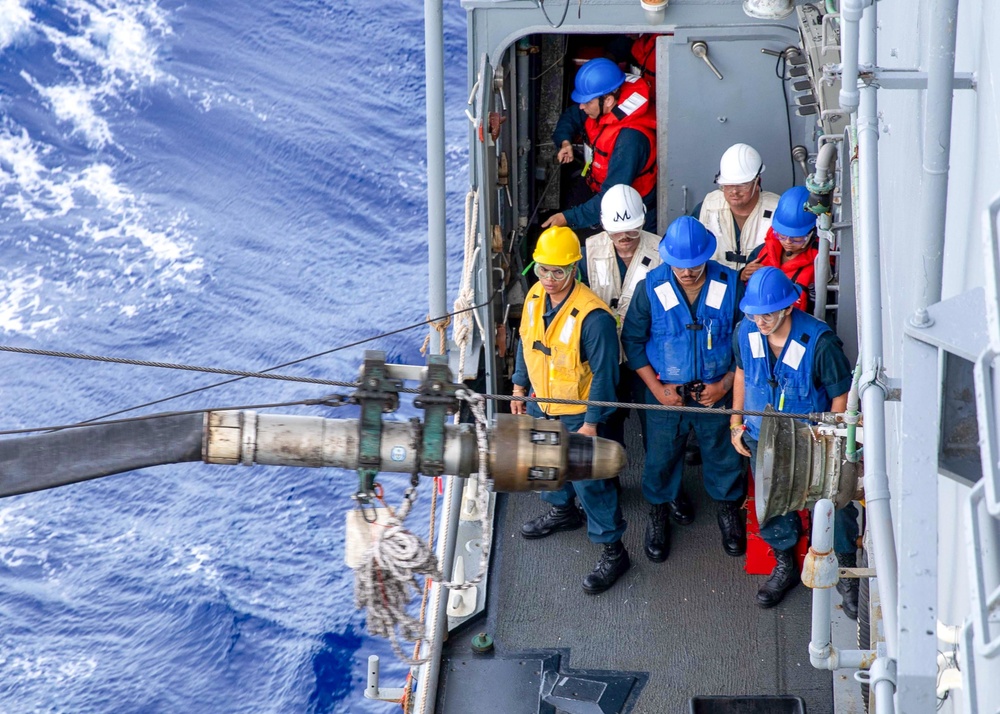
left=438, top=417, right=862, bottom=713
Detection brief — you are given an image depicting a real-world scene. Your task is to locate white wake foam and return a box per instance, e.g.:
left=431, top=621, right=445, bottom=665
left=0, top=0, right=33, bottom=52
left=0, top=2, right=204, bottom=334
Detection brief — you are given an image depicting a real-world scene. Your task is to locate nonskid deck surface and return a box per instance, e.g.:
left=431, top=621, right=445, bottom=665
left=446, top=415, right=841, bottom=713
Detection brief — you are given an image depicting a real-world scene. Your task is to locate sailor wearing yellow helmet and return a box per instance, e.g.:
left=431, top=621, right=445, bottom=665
left=511, top=225, right=630, bottom=594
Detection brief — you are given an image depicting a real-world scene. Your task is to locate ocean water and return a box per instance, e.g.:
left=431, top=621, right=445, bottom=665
left=0, top=1, right=469, bottom=711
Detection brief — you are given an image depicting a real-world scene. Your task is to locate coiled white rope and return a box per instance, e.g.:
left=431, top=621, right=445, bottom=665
left=354, top=389, right=492, bottom=665
left=354, top=488, right=437, bottom=664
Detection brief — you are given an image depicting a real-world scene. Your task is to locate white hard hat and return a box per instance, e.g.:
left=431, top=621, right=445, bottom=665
left=600, top=184, right=646, bottom=232
left=716, top=143, right=765, bottom=185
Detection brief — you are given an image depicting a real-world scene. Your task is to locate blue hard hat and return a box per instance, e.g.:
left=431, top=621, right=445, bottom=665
left=570, top=58, right=626, bottom=103
left=740, top=267, right=800, bottom=313
left=770, top=186, right=816, bottom=238
left=658, top=216, right=717, bottom=268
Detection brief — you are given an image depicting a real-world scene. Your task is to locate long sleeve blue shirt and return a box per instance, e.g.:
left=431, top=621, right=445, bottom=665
left=552, top=106, right=652, bottom=230
left=512, top=292, right=619, bottom=424
left=621, top=276, right=742, bottom=375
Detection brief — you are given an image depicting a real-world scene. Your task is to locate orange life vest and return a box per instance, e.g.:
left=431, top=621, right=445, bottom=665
left=583, top=75, right=657, bottom=199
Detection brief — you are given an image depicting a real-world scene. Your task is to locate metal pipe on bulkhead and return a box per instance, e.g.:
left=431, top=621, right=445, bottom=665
left=806, top=500, right=837, bottom=667
left=910, top=0, right=960, bottom=327
left=804, top=499, right=876, bottom=671
left=414, top=0, right=458, bottom=709
left=854, top=0, right=901, bottom=661
left=811, top=143, right=837, bottom=319
left=517, top=38, right=531, bottom=230
left=425, top=0, right=448, bottom=350
left=838, top=0, right=870, bottom=114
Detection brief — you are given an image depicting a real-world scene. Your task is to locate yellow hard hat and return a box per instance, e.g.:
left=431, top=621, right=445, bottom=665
left=533, top=226, right=582, bottom=266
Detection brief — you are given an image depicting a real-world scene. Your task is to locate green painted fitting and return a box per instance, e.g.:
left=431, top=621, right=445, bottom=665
left=471, top=632, right=494, bottom=654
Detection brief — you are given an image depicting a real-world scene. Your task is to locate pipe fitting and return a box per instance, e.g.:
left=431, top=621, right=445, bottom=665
left=838, top=0, right=870, bottom=113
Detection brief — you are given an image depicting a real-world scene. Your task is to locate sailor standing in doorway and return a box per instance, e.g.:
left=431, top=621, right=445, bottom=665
left=620, top=217, right=747, bottom=563
left=730, top=267, right=855, bottom=609
left=511, top=226, right=631, bottom=595
left=578, top=184, right=662, bottom=445
left=693, top=143, right=780, bottom=278
left=543, top=58, right=657, bottom=235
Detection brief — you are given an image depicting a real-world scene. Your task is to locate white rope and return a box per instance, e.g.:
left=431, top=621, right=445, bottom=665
left=452, top=190, right=480, bottom=379
left=355, top=390, right=492, bottom=665
left=354, top=491, right=441, bottom=665
left=441, top=389, right=492, bottom=590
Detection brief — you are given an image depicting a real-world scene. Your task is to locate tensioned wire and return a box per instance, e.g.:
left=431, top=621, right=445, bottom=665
left=0, top=286, right=817, bottom=436
left=0, top=340, right=816, bottom=435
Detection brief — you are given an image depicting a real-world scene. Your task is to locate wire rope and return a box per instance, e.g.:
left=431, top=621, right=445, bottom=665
left=7, top=291, right=499, bottom=426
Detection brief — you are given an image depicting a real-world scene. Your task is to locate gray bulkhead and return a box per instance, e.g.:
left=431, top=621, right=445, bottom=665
left=453, top=0, right=1000, bottom=711
left=463, top=0, right=851, bottom=401
left=451, top=1, right=861, bottom=711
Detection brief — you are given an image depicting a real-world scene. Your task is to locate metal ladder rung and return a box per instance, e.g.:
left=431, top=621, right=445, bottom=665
left=966, top=481, right=1000, bottom=658
left=981, top=195, right=1000, bottom=516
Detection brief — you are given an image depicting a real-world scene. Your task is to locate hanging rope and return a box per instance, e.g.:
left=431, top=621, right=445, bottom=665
left=354, top=487, right=442, bottom=665
left=443, top=389, right=493, bottom=589
left=354, top=390, right=493, bottom=667
left=451, top=190, right=481, bottom=378
left=418, top=314, right=451, bottom=357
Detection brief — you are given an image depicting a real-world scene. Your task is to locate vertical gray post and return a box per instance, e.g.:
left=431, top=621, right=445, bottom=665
left=911, top=0, right=960, bottom=327
left=856, top=0, right=900, bottom=660
left=425, top=0, right=447, bottom=353
left=896, top=332, right=941, bottom=711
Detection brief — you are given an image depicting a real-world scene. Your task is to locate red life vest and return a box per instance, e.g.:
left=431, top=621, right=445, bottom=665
left=583, top=75, right=657, bottom=199
left=631, top=34, right=658, bottom=80
left=757, top=228, right=820, bottom=311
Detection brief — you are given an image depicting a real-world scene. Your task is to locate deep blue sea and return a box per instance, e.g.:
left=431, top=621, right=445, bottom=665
left=0, top=1, right=468, bottom=711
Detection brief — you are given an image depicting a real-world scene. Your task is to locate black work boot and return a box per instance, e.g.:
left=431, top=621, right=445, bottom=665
left=582, top=541, right=631, bottom=594
left=716, top=500, right=747, bottom=557
left=520, top=504, right=583, bottom=539
left=836, top=552, right=860, bottom=620
left=756, top=548, right=799, bottom=608
left=644, top=503, right=671, bottom=562
left=665, top=489, right=695, bottom=525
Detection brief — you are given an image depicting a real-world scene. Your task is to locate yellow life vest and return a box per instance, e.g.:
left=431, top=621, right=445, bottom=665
left=519, top=281, right=612, bottom=416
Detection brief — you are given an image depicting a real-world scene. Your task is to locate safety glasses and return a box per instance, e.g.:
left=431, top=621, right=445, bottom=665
left=534, top=263, right=571, bottom=281
left=719, top=179, right=758, bottom=193
left=775, top=232, right=811, bottom=244
left=744, top=309, right=786, bottom=324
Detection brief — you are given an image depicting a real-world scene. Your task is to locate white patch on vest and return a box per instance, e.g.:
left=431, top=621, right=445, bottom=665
left=705, top=279, right=727, bottom=309
left=558, top=315, right=577, bottom=344
left=617, top=92, right=647, bottom=117
left=749, top=331, right=765, bottom=359
left=622, top=265, right=648, bottom=295
left=594, top=259, right=610, bottom=286
left=653, top=281, right=679, bottom=311
left=782, top=340, right=806, bottom=370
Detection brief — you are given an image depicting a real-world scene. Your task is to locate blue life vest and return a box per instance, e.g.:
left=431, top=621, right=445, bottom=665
left=738, top=309, right=832, bottom=439
left=643, top=261, right=738, bottom=385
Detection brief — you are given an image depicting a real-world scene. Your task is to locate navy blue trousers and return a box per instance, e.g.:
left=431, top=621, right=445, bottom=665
left=528, top=403, right=626, bottom=544
left=641, top=387, right=745, bottom=505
